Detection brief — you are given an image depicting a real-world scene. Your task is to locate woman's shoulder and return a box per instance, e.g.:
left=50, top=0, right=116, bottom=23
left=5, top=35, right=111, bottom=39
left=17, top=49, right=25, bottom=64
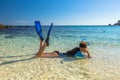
left=66, top=47, right=80, bottom=53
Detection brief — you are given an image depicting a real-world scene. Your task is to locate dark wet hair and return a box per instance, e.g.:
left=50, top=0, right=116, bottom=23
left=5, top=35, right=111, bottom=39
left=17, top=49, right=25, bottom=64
left=79, top=41, right=87, bottom=48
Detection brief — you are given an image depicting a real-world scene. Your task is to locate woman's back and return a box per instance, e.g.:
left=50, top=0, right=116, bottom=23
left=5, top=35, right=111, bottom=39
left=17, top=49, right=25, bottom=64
left=65, top=47, right=80, bottom=57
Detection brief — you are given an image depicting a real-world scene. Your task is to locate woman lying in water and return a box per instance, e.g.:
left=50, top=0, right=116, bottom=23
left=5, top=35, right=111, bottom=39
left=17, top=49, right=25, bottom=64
left=34, top=21, right=92, bottom=58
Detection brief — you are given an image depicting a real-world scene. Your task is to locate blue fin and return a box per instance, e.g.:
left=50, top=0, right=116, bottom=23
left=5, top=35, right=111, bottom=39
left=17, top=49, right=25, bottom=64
left=45, top=23, right=53, bottom=46
left=35, top=21, right=44, bottom=41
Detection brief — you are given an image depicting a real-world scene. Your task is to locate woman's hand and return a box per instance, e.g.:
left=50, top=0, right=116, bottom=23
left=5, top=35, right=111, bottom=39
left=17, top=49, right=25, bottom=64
left=88, top=55, right=92, bottom=58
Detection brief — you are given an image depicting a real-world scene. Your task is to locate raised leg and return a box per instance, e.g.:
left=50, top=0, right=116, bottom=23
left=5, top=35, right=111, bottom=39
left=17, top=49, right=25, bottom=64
left=34, top=22, right=53, bottom=58
left=35, top=42, right=47, bottom=57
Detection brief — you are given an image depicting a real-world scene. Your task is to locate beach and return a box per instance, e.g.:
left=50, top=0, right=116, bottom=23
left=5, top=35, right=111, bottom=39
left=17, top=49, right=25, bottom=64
left=0, top=57, right=91, bottom=80
left=0, top=26, right=120, bottom=80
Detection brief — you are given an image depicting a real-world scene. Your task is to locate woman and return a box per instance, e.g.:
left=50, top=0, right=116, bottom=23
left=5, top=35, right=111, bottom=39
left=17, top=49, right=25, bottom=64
left=64, top=41, right=92, bottom=58
left=34, top=21, right=91, bottom=58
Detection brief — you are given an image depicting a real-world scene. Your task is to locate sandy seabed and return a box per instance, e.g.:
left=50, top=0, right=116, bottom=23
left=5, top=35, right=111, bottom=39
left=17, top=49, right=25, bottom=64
left=0, top=54, right=120, bottom=80
left=0, top=55, right=90, bottom=80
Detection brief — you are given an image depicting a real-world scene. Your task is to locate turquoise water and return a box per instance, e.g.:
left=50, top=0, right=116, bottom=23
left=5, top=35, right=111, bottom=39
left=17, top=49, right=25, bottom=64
left=0, top=26, right=120, bottom=79
left=0, top=25, right=120, bottom=57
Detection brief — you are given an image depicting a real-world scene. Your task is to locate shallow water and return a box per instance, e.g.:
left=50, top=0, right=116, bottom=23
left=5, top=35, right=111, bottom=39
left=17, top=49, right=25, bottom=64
left=0, top=26, right=120, bottom=80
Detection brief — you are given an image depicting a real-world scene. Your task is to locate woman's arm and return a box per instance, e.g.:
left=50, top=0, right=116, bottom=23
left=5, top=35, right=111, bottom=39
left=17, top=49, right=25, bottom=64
left=85, top=49, right=92, bottom=58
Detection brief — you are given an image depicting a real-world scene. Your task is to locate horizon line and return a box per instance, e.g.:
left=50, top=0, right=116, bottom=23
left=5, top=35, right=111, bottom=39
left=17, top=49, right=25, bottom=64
left=5, top=24, right=111, bottom=26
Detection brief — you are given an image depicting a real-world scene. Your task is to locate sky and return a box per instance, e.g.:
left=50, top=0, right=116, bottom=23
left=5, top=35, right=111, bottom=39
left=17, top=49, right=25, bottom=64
left=0, top=0, right=120, bottom=25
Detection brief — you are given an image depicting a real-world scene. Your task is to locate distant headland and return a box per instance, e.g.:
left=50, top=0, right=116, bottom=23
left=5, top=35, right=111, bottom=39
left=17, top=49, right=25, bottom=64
left=0, top=24, right=14, bottom=29
left=109, top=20, right=120, bottom=26
left=0, top=24, right=8, bottom=29
left=114, top=20, right=120, bottom=26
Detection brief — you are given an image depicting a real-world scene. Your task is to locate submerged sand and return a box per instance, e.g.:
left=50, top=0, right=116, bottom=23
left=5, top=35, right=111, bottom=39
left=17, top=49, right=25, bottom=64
left=0, top=53, right=120, bottom=80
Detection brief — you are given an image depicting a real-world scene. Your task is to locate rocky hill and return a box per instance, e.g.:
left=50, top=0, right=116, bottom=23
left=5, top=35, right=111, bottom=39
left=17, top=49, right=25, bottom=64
left=114, top=20, right=120, bottom=26
left=0, top=24, right=8, bottom=29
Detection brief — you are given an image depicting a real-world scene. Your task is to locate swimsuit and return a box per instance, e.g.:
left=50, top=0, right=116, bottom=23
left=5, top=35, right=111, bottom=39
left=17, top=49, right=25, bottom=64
left=74, top=51, right=85, bottom=58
